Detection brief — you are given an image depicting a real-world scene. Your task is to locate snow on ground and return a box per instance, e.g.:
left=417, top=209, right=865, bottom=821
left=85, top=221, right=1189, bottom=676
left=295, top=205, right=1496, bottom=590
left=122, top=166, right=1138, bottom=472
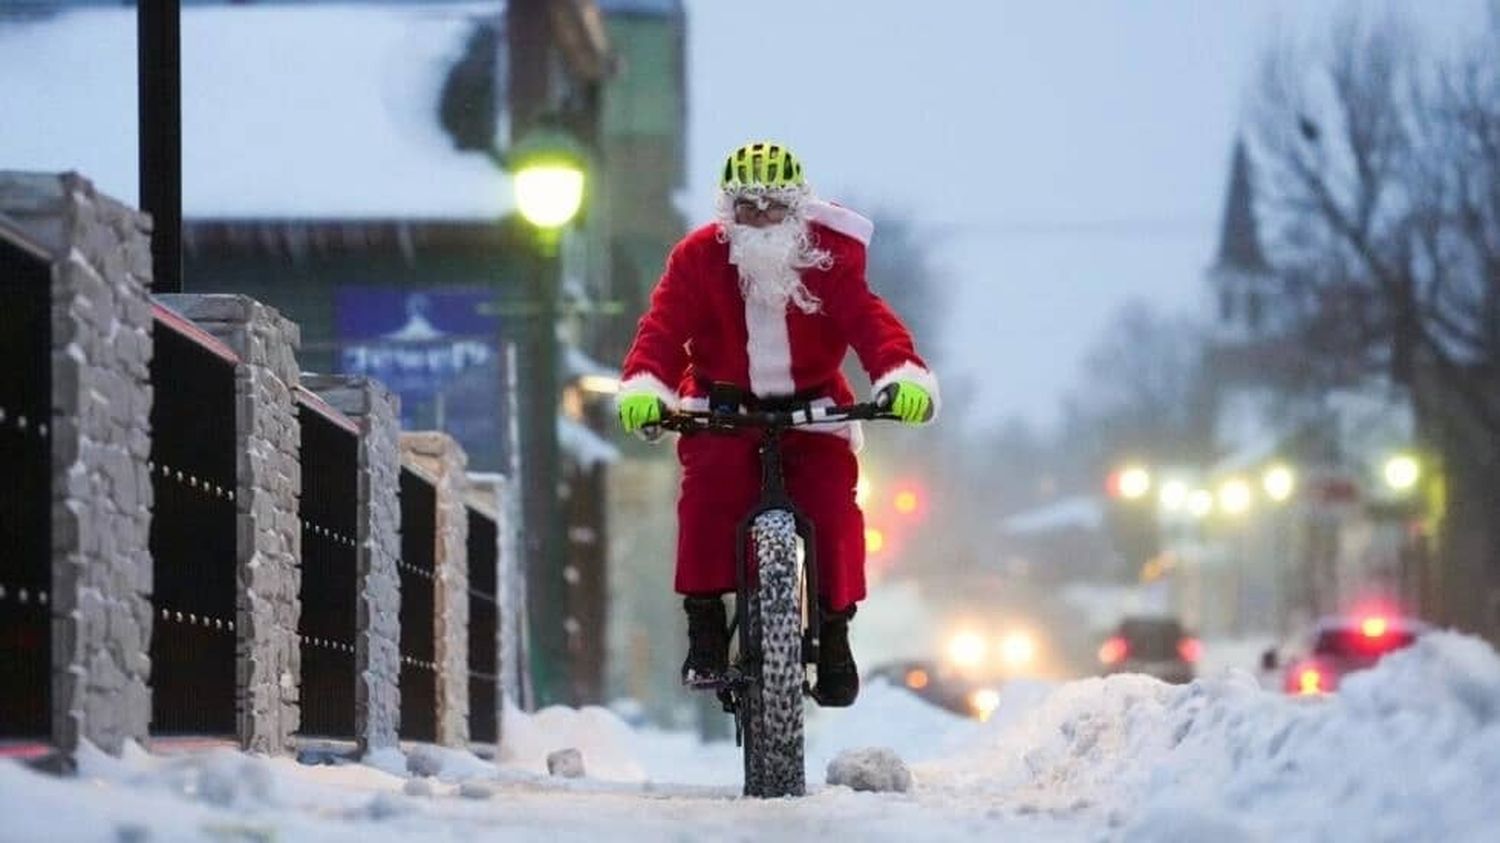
left=4, top=632, right=1499, bottom=841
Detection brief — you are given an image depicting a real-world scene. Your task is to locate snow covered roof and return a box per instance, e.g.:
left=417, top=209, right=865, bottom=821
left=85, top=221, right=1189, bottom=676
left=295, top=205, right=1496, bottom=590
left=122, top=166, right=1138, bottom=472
left=0, top=3, right=512, bottom=219
left=1000, top=495, right=1105, bottom=536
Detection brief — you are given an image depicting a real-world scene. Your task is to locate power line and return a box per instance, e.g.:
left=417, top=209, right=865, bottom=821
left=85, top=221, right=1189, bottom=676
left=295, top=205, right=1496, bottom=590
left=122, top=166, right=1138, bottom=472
left=920, top=217, right=1214, bottom=239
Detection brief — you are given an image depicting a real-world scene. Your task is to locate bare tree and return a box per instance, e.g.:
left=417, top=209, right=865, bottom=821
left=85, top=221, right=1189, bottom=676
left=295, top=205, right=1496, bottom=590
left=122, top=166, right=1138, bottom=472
left=1249, top=7, right=1500, bottom=453
left=1058, top=299, right=1214, bottom=477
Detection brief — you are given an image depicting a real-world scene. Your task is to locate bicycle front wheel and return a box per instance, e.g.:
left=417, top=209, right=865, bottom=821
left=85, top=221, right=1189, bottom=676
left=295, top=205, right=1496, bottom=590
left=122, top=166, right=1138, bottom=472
left=741, top=509, right=806, bottom=798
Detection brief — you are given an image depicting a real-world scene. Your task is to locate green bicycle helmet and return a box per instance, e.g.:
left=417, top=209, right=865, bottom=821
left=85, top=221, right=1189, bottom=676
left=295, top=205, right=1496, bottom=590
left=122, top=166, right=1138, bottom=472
left=720, top=141, right=806, bottom=191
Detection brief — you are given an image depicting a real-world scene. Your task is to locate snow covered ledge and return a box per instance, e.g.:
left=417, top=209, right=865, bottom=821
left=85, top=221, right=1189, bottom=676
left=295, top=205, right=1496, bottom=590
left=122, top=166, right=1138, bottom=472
left=1, top=172, right=156, bottom=761
left=401, top=432, right=471, bottom=748
left=157, top=293, right=304, bottom=755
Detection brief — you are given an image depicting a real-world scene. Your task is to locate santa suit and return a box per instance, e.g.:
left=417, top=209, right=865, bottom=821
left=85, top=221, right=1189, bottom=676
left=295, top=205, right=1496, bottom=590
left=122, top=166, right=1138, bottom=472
left=619, top=200, right=939, bottom=611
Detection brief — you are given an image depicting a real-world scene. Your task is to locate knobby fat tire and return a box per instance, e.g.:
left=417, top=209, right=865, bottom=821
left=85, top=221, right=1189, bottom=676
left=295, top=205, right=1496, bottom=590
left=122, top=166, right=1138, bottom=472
left=742, top=509, right=806, bottom=797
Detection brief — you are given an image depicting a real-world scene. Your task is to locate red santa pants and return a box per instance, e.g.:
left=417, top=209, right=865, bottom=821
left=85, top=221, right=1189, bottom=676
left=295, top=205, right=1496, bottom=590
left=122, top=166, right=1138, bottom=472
left=675, top=428, right=865, bottom=612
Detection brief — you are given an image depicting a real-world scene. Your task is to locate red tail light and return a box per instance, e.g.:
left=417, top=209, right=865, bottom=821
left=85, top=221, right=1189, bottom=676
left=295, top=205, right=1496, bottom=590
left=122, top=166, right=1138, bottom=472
left=1098, top=636, right=1129, bottom=665
left=1290, top=662, right=1326, bottom=695
left=1177, top=637, right=1202, bottom=663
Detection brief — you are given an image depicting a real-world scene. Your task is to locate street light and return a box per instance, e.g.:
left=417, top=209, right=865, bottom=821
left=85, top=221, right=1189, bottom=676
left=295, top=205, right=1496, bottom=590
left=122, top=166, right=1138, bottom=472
left=1112, top=465, right=1152, bottom=500
left=1263, top=464, right=1296, bottom=503
left=1383, top=454, right=1421, bottom=493
left=511, top=125, right=588, bottom=238
left=508, top=122, right=588, bottom=707
left=1160, top=479, right=1190, bottom=512
left=1218, top=478, right=1253, bottom=516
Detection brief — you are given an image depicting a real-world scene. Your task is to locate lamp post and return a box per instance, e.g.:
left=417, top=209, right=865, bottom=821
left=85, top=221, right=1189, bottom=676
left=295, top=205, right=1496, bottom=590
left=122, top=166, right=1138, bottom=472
left=510, top=126, right=587, bottom=707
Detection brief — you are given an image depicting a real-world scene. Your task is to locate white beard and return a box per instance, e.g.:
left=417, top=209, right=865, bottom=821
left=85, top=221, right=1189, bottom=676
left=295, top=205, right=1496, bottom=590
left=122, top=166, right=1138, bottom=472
left=726, top=220, right=825, bottom=314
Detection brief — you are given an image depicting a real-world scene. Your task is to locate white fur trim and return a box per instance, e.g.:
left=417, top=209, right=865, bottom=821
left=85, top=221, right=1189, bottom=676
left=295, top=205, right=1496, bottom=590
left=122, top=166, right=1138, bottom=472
left=744, top=299, right=796, bottom=396
left=805, top=200, right=874, bottom=246
left=871, top=361, right=941, bottom=423
left=617, top=372, right=679, bottom=411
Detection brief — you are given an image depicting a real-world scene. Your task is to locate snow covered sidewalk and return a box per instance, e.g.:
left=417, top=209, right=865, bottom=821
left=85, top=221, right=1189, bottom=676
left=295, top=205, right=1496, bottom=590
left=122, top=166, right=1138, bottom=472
left=3, top=632, right=1498, bottom=841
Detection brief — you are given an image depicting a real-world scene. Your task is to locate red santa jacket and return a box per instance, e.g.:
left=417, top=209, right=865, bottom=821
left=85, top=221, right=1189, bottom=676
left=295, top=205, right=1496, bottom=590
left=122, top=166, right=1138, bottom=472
left=619, top=200, right=939, bottom=448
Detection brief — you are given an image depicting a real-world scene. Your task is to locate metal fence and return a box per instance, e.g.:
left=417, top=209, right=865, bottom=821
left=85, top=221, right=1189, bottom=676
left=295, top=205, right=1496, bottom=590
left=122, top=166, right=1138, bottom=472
left=398, top=467, right=438, bottom=742
left=296, top=396, right=359, bottom=739
left=0, top=235, right=51, bottom=740
left=467, top=506, right=500, bottom=744
left=148, top=311, right=238, bottom=735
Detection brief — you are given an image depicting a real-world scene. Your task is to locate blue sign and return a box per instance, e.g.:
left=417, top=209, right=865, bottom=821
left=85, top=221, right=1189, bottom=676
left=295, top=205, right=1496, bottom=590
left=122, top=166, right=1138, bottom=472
left=335, top=286, right=506, bottom=469
left=335, top=287, right=496, bottom=397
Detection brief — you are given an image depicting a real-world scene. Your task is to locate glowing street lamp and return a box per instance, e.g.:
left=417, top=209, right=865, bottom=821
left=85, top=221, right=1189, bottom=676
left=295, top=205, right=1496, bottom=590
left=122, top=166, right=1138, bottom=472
left=510, top=126, right=588, bottom=237
left=507, top=122, right=588, bottom=706
left=1218, top=478, right=1253, bottom=516
left=1383, top=454, right=1421, bottom=493
left=1159, top=479, right=1190, bottom=512
left=1113, top=465, right=1152, bottom=500
left=1262, top=464, right=1296, bottom=503
left=514, top=164, right=585, bottom=229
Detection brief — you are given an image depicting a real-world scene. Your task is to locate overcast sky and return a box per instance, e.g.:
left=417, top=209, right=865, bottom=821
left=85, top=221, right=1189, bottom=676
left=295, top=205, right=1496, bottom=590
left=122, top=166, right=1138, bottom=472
left=681, top=0, right=1485, bottom=431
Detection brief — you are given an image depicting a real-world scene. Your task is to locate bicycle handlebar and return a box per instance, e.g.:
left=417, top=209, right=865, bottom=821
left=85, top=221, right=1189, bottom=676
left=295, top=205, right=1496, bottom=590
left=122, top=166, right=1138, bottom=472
left=651, top=398, right=900, bottom=435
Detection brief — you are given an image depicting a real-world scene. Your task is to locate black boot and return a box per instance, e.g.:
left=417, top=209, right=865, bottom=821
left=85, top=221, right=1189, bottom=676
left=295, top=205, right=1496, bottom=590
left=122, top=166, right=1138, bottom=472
left=813, top=604, right=859, bottom=707
left=681, top=595, right=729, bottom=687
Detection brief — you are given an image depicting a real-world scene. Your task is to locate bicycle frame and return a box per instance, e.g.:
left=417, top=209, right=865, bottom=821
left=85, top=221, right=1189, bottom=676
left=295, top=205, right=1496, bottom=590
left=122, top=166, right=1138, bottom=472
left=732, top=424, right=821, bottom=698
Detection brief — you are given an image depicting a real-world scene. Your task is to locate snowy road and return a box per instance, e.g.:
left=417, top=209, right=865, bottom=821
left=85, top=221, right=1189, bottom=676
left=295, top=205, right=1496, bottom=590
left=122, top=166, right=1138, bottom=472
left=4, top=632, right=1499, bottom=842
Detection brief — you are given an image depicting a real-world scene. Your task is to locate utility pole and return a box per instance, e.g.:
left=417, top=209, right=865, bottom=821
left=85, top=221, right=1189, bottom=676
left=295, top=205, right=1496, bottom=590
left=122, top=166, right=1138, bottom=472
left=138, top=0, right=182, bottom=293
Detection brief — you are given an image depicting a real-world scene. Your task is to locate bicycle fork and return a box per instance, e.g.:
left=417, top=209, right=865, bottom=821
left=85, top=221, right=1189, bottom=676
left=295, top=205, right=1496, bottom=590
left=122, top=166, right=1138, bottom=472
left=721, top=432, right=822, bottom=744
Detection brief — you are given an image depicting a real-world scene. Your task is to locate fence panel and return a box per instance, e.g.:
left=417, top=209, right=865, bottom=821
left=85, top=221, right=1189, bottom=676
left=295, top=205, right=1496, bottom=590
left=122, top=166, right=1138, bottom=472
left=398, top=468, right=437, bottom=742
left=148, top=318, right=237, bottom=735
left=467, top=507, right=499, bottom=744
left=0, top=237, right=51, bottom=739
left=296, top=400, right=358, bottom=738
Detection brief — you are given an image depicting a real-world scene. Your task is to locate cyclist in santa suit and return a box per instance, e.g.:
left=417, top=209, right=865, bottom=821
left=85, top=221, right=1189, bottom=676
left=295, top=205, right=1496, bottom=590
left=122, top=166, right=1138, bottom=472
left=617, top=141, right=939, bottom=706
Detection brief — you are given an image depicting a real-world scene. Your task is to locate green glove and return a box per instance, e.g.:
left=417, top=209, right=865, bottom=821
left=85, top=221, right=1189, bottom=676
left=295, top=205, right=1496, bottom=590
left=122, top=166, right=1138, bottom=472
left=618, top=393, right=663, bottom=434
left=885, top=382, right=933, bottom=425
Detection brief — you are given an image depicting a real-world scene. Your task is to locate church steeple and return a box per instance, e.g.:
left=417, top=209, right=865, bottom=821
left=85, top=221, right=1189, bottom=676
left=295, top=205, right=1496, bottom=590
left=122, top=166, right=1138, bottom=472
left=1214, top=140, right=1270, bottom=274
left=1209, top=139, right=1275, bottom=341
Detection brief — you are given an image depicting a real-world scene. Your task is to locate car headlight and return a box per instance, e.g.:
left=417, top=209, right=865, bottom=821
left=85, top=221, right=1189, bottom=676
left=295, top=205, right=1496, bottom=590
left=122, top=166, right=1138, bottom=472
left=946, top=631, right=987, bottom=669
left=1000, top=631, right=1037, bottom=668
left=967, top=687, right=1001, bottom=721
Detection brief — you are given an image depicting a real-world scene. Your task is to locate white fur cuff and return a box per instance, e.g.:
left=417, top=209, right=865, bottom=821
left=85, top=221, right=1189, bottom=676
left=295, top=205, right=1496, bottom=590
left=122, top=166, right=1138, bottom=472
left=617, top=372, right=680, bottom=412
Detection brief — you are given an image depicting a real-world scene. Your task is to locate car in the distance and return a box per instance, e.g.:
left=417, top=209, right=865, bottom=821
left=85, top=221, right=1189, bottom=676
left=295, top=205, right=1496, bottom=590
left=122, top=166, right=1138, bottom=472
left=1265, top=613, right=1430, bottom=695
left=1097, top=615, right=1200, bottom=684
left=865, top=658, right=986, bottom=719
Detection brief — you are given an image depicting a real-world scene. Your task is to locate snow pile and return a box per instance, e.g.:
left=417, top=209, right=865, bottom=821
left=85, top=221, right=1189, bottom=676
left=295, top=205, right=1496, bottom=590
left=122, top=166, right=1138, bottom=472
left=935, top=631, right=1500, bottom=839
left=807, top=679, right=981, bottom=771
left=498, top=700, right=647, bottom=782
left=402, top=744, right=496, bottom=781
left=825, top=747, right=912, bottom=793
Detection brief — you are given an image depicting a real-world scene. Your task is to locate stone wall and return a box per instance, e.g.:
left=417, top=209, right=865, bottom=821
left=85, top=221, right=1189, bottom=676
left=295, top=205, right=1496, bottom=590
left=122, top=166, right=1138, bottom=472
left=157, top=293, right=302, bottom=754
left=0, top=171, right=156, bottom=757
left=304, top=375, right=403, bottom=755
left=401, top=432, right=470, bottom=747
